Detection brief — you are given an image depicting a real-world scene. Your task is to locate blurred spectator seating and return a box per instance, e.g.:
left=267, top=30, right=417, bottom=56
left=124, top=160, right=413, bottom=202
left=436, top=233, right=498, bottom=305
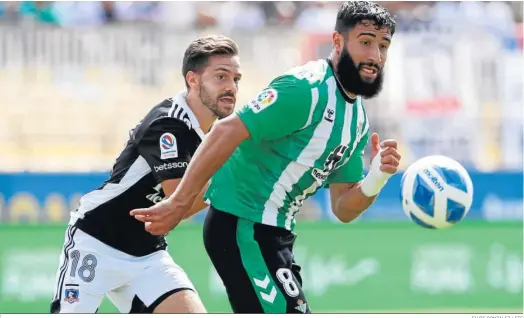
left=0, top=1, right=522, bottom=172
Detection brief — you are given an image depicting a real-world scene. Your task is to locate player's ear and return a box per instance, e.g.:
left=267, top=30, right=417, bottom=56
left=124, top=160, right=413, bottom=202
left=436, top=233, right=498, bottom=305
left=185, top=71, right=200, bottom=90
left=332, top=32, right=344, bottom=55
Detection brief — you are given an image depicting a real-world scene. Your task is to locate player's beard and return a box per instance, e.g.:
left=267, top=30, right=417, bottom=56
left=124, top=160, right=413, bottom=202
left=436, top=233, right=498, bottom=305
left=199, top=85, right=230, bottom=119
left=336, top=47, right=384, bottom=99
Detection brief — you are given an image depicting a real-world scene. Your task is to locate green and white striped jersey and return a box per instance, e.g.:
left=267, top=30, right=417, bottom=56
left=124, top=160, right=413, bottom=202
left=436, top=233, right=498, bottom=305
left=204, top=59, right=370, bottom=231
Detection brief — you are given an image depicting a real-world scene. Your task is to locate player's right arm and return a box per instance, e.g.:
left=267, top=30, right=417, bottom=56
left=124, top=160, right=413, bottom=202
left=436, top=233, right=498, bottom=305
left=135, top=118, right=208, bottom=220
left=159, top=179, right=209, bottom=219
left=131, top=76, right=313, bottom=235
left=168, top=75, right=313, bottom=212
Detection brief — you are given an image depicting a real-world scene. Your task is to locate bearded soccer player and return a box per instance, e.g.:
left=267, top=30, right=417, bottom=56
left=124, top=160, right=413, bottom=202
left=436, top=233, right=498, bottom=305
left=131, top=1, right=401, bottom=313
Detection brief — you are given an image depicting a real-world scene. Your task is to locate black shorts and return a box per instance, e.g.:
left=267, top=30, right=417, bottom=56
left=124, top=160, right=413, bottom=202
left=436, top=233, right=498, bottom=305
left=203, top=206, right=311, bottom=314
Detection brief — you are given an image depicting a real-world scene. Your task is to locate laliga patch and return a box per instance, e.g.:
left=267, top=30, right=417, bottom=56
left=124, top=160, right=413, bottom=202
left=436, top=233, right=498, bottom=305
left=249, top=88, right=278, bottom=113
left=159, top=132, right=178, bottom=159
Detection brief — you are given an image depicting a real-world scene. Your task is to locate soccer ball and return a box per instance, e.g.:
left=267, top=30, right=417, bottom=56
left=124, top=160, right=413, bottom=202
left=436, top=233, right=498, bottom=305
left=400, top=155, right=474, bottom=229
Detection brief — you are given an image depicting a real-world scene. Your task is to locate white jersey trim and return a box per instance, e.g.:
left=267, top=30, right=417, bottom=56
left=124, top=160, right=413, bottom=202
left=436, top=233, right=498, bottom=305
left=262, top=76, right=337, bottom=229
left=171, top=91, right=205, bottom=140
left=70, top=156, right=151, bottom=224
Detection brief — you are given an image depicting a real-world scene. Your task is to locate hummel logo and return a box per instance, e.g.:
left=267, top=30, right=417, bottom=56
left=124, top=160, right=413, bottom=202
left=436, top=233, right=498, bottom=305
left=253, top=275, right=277, bottom=303
left=324, top=108, right=334, bottom=122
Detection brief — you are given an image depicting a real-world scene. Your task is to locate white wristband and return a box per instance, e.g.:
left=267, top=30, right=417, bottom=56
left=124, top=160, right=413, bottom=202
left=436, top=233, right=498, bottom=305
left=360, top=149, right=393, bottom=197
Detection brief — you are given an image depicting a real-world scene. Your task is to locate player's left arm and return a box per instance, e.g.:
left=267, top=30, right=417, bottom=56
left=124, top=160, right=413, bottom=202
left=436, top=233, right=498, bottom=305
left=328, top=132, right=401, bottom=223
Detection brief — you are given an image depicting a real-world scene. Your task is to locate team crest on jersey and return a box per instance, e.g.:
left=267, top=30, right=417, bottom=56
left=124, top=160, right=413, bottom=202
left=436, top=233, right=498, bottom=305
left=64, top=288, right=79, bottom=304
left=159, top=132, right=178, bottom=159
left=249, top=88, right=277, bottom=113
left=311, top=145, right=348, bottom=183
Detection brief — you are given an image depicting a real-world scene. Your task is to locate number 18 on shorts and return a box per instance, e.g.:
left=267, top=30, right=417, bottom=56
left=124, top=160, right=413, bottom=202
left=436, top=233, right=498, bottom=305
left=51, top=226, right=196, bottom=313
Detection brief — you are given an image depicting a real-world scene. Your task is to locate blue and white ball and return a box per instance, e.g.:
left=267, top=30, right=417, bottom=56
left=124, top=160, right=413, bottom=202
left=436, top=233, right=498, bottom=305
left=400, top=155, right=474, bottom=229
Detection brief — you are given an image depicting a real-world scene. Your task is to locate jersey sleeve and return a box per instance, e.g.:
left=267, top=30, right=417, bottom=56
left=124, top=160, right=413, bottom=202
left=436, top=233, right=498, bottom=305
left=136, top=118, right=194, bottom=184
left=236, top=75, right=313, bottom=143
left=327, top=131, right=370, bottom=184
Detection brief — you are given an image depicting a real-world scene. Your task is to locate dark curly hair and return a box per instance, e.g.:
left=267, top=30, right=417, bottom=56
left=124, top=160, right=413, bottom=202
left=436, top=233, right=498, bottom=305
left=335, top=1, right=396, bottom=36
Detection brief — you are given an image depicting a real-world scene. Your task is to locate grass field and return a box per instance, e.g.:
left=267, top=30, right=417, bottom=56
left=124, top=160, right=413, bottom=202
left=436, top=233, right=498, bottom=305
left=2, top=296, right=522, bottom=314
left=1, top=222, right=522, bottom=314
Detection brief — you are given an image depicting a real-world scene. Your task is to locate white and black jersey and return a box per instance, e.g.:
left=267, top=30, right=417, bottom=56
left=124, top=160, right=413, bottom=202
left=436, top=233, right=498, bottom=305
left=70, top=92, right=205, bottom=257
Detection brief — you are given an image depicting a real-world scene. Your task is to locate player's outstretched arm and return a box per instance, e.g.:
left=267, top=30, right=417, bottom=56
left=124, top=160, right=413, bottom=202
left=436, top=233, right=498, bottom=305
left=172, top=114, right=250, bottom=206
left=160, top=178, right=209, bottom=220
left=329, top=133, right=401, bottom=223
left=131, top=114, right=250, bottom=235
left=183, top=182, right=210, bottom=219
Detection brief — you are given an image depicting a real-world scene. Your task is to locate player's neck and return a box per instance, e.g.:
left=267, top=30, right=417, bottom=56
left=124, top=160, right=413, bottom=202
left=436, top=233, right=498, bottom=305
left=185, top=92, right=216, bottom=134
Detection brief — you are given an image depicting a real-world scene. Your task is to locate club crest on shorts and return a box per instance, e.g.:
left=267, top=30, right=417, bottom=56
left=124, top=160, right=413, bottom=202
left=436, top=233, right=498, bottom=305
left=295, top=299, right=308, bottom=313
left=64, top=288, right=79, bottom=304
left=249, top=88, right=277, bottom=113
left=159, top=132, right=178, bottom=159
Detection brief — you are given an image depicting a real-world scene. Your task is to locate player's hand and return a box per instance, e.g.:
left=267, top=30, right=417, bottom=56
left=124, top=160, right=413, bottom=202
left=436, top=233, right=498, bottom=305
left=130, top=198, right=188, bottom=235
left=370, top=132, right=401, bottom=175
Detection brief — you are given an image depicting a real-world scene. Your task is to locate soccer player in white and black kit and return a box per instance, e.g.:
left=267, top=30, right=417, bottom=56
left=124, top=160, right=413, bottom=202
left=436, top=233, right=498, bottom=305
left=50, top=35, right=242, bottom=314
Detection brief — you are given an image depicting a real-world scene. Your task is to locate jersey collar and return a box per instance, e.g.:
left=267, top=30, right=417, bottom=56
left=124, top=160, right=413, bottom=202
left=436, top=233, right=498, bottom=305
left=173, top=91, right=206, bottom=140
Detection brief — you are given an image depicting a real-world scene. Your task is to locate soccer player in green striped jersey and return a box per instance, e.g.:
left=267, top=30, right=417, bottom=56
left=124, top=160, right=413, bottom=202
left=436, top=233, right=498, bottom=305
left=132, top=1, right=401, bottom=313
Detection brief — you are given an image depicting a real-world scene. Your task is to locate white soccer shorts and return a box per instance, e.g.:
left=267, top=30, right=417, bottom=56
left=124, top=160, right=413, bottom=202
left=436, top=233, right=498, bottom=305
left=50, top=225, right=197, bottom=313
